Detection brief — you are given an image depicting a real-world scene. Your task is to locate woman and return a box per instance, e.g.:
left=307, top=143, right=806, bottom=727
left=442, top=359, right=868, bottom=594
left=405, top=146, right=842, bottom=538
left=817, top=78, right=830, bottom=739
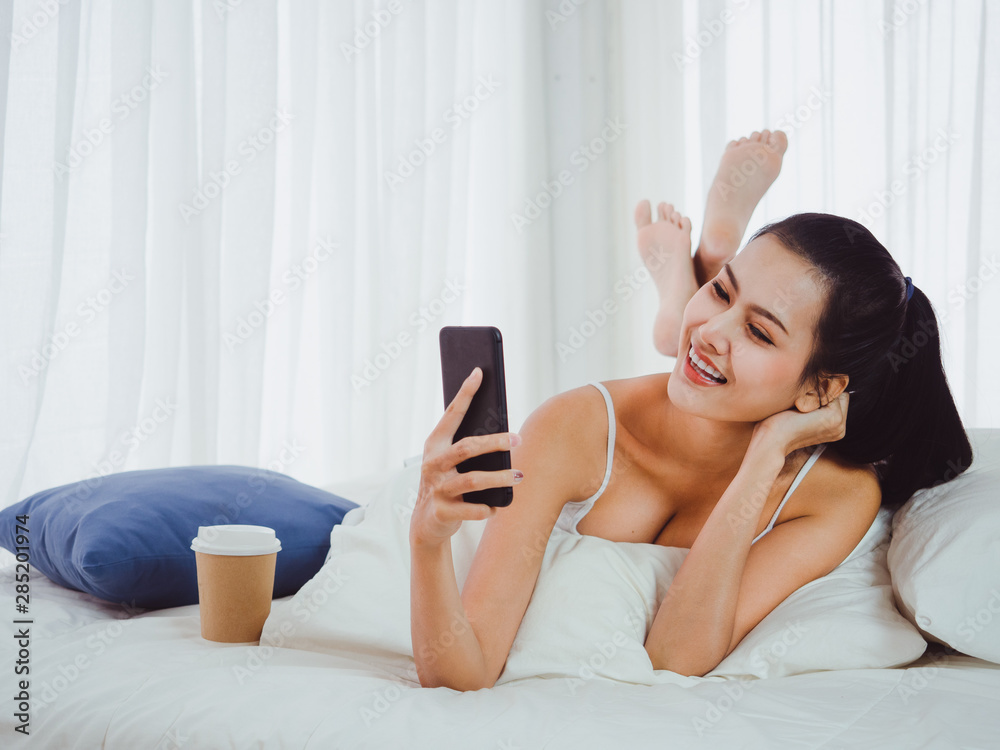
left=409, top=131, right=973, bottom=691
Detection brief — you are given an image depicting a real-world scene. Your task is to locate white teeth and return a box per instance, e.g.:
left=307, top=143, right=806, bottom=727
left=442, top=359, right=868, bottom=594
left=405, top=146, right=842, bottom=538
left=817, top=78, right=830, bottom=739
left=688, top=345, right=726, bottom=383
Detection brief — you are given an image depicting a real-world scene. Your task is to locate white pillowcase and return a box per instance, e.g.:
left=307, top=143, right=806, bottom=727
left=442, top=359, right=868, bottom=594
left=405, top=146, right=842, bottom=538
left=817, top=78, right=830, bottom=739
left=498, top=505, right=924, bottom=684
left=263, top=460, right=926, bottom=686
left=888, top=427, right=1000, bottom=664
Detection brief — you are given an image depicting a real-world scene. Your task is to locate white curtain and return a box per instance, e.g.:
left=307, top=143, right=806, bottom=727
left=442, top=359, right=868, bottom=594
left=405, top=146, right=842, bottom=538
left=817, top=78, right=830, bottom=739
left=1, top=0, right=996, bottom=509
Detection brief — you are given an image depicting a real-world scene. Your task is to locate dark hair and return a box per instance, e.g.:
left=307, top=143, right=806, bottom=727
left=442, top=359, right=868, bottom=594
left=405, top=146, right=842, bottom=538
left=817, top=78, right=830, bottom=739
left=748, top=213, right=973, bottom=511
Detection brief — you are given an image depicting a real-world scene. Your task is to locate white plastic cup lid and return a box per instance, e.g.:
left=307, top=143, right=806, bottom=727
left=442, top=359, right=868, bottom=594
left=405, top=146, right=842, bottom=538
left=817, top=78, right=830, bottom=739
left=190, top=524, right=281, bottom=556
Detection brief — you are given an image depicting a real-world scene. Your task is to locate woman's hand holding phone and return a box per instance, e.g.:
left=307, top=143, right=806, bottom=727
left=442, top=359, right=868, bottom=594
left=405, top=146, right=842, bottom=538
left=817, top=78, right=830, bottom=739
left=411, top=367, right=523, bottom=549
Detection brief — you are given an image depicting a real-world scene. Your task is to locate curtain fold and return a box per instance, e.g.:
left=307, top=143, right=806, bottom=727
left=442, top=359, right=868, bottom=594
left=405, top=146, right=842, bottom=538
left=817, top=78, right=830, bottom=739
left=0, top=0, right=995, bottom=508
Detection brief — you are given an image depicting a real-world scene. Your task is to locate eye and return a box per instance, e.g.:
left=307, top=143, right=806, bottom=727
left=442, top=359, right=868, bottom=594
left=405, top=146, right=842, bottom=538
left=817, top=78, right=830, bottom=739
left=710, top=281, right=774, bottom=346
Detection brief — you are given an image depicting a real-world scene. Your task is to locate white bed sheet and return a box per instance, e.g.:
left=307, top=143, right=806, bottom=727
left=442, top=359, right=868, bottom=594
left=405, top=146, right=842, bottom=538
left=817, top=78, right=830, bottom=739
left=2, top=559, right=998, bottom=750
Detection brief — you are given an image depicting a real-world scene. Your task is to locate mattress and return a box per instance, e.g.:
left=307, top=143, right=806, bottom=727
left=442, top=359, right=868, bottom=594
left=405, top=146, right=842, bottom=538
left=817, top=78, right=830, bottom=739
left=1, top=552, right=998, bottom=750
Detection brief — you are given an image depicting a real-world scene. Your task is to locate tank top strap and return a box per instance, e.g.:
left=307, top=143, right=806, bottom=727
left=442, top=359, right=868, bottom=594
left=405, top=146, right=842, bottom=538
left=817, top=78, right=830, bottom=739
left=553, top=381, right=616, bottom=534
left=586, top=381, right=616, bottom=503
left=751, top=443, right=827, bottom=544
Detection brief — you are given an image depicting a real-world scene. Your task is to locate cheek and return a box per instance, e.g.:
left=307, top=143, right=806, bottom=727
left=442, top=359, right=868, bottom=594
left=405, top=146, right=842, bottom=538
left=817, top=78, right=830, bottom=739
left=733, top=343, right=785, bottom=384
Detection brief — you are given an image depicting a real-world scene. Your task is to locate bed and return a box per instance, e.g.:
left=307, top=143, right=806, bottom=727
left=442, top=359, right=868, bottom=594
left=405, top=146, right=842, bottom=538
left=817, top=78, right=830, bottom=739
left=3, top=431, right=999, bottom=749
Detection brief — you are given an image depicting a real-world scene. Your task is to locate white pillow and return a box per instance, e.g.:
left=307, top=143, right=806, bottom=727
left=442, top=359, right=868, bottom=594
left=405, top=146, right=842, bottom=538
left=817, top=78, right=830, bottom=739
left=888, top=427, right=1000, bottom=664
left=260, top=464, right=484, bottom=684
left=263, top=460, right=925, bottom=686
left=707, top=507, right=925, bottom=679
left=498, top=506, right=925, bottom=685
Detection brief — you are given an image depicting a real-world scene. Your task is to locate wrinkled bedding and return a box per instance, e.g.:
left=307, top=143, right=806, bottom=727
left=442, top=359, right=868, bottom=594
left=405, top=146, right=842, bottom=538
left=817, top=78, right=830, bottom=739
left=2, top=555, right=999, bottom=749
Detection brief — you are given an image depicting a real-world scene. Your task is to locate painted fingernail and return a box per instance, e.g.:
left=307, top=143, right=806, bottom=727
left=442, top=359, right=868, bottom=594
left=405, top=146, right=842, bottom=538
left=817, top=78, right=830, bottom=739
left=510, top=433, right=522, bottom=447
left=513, top=470, right=524, bottom=483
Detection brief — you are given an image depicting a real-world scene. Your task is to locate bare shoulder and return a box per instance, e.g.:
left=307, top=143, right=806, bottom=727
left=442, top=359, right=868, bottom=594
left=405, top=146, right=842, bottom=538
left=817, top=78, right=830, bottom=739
left=797, top=444, right=882, bottom=527
left=515, top=381, right=614, bottom=504
left=595, top=372, right=670, bottom=417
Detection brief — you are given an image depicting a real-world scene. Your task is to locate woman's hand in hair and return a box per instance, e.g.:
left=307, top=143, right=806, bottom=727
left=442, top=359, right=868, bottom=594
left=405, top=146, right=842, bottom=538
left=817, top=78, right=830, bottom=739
left=750, top=391, right=850, bottom=459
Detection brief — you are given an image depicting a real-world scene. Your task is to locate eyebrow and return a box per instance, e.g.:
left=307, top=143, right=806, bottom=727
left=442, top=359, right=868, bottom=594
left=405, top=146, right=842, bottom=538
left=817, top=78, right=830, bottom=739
left=723, top=264, right=789, bottom=337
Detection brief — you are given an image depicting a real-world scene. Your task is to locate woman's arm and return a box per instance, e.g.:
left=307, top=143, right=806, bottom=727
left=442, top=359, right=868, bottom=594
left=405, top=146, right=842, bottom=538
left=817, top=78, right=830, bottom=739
left=410, top=536, right=492, bottom=690
left=643, top=443, right=786, bottom=676
left=410, top=380, right=606, bottom=690
left=645, top=392, right=880, bottom=677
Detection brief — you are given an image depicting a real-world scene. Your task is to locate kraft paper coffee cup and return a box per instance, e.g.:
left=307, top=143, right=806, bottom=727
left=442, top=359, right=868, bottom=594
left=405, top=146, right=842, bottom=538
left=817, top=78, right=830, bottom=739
left=190, top=525, right=281, bottom=643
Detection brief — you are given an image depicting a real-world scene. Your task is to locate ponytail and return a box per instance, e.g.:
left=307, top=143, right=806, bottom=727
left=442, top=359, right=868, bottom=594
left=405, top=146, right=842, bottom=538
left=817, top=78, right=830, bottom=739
left=846, top=285, right=973, bottom=509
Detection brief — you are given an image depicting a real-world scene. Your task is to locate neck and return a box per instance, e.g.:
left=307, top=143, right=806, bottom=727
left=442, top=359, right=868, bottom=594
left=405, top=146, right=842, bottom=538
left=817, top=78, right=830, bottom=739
left=655, top=383, right=761, bottom=481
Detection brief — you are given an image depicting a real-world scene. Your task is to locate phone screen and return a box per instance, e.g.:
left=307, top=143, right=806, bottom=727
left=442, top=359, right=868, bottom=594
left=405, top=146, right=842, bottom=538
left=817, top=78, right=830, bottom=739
left=439, top=326, right=512, bottom=507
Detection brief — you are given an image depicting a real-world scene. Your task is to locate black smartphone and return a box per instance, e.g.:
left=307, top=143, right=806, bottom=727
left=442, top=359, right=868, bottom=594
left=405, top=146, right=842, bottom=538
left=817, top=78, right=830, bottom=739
left=439, top=326, right=512, bottom=507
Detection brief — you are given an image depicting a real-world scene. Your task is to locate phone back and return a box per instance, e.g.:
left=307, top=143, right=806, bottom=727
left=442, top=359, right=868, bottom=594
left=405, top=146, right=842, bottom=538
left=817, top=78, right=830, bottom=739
left=439, top=326, right=512, bottom=507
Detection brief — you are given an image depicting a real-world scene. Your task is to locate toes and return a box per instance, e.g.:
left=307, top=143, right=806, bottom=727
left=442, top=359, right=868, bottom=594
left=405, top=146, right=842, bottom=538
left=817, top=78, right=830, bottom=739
left=768, top=129, right=789, bottom=154
left=658, top=202, right=672, bottom=221
left=635, top=199, right=652, bottom=228
left=680, top=216, right=692, bottom=232
left=670, top=210, right=681, bottom=225
left=751, top=131, right=762, bottom=141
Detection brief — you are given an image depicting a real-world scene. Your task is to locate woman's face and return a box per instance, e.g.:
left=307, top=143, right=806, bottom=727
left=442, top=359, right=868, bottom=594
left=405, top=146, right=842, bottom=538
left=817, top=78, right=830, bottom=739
left=668, top=233, right=828, bottom=422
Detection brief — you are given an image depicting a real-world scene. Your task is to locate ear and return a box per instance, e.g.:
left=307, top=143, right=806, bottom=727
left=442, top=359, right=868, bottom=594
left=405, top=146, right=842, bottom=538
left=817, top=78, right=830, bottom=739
left=794, top=373, right=850, bottom=412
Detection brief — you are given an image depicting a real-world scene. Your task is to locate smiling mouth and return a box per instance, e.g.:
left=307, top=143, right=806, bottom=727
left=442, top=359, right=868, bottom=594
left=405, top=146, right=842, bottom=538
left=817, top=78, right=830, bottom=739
left=686, top=344, right=727, bottom=384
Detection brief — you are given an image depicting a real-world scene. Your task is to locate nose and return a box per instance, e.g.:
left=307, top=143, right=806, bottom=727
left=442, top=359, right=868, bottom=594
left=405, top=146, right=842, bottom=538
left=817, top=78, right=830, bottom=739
left=696, top=315, right=731, bottom=357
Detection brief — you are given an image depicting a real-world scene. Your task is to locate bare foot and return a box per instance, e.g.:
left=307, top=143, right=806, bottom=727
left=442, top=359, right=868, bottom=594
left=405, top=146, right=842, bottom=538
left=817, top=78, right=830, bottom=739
left=635, top=200, right=698, bottom=358
left=693, top=129, right=788, bottom=287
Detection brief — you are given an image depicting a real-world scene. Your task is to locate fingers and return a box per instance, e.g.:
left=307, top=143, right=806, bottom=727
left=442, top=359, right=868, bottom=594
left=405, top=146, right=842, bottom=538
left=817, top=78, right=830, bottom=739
left=429, top=367, right=483, bottom=446
left=439, top=468, right=522, bottom=499
left=447, top=431, right=519, bottom=465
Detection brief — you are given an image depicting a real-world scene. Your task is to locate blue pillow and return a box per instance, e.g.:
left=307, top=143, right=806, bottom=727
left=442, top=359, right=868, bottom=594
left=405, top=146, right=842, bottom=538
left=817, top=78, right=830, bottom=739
left=0, top=465, right=358, bottom=610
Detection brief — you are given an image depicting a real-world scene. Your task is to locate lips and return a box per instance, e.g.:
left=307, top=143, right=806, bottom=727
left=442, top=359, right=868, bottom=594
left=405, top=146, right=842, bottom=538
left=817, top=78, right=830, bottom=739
left=688, top=344, right=727, bottom=383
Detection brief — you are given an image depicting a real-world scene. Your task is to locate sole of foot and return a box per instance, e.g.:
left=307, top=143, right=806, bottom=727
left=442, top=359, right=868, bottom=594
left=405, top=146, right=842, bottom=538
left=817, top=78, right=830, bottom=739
left=635, top=199, right=698, bottom=358
left=694, top=129, right=788, bottom=287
